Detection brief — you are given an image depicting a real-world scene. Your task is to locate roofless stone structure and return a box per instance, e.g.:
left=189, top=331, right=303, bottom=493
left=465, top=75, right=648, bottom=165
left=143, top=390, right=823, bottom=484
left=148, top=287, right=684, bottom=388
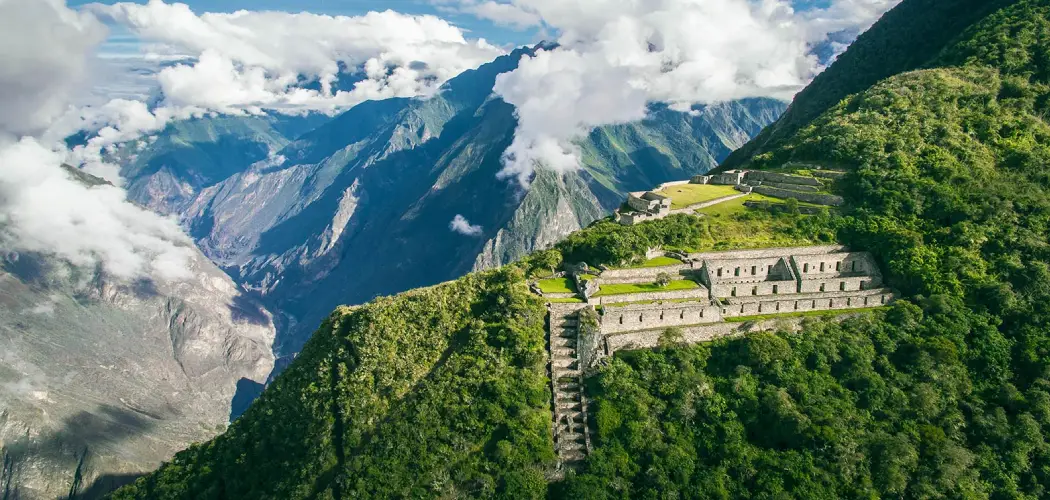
left=540, top=245, right=897, bottom=470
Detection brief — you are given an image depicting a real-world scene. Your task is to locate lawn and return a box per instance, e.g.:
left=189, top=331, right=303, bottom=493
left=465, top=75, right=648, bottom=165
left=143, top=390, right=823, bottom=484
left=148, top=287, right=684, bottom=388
left=697, top=193, right=781, bottom=217
left=601, top=298, right=705, bottom=307
left=536, top=277, right=575, bottom=294
left=594, top=280, right=700, bottom=297
left=547, top=297, right=585, bottom=303
left=653, top=184, right=740, bottom=209
left=724, top=306, right=890, bottom=323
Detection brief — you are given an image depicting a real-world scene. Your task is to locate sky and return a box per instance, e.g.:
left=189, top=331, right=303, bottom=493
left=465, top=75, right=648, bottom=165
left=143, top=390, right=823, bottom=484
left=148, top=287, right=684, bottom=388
left=0, top=0, right=901, bottom=283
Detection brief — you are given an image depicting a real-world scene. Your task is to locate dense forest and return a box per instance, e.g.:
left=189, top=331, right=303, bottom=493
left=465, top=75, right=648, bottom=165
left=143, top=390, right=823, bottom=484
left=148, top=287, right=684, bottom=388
left=112, top=0, right=1050, bottom=498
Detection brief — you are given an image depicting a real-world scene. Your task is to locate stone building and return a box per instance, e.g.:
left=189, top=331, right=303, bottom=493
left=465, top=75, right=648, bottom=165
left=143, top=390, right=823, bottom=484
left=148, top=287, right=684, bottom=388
left=615, top=191, right=672, bottom=225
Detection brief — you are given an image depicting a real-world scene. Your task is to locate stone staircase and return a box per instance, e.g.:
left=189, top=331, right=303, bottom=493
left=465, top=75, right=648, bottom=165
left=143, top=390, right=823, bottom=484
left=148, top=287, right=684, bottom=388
left=548, top=307, right=591, bottom=471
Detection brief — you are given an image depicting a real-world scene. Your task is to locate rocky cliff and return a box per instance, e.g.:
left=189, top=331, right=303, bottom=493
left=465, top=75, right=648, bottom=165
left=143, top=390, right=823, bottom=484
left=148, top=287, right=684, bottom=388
left=0, top=247, right=274, bottom=498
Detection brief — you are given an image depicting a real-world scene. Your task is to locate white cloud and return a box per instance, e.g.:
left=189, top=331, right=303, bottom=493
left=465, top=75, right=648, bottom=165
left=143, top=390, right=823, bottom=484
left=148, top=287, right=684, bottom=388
left=449, top=215, right=483, bottom=236
left=0, top=0, right=195, bottom=282
left=467, top=0, right=901, bottom=185
left=0, top=0, right=107, bottom=136
left=439, top=0, right=543, bottom=29
left=0, top=137, right=195, bottom=281
left=85, top=1, right=506, bottom=114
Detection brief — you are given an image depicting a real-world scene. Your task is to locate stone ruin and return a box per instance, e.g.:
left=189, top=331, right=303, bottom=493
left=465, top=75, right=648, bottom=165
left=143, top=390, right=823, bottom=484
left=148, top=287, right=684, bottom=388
left=542, top=245, right=896, bottom=469
left=616, top=168, right=846, bottom=225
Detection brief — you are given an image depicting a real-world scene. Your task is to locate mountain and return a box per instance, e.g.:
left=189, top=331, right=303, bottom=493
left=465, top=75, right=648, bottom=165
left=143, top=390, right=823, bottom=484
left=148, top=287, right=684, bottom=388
left=0, top=174, right=275, bottom=498
left=135, top=46, right=783, bottom=356
left=109, top=0, right=1050, bottom=498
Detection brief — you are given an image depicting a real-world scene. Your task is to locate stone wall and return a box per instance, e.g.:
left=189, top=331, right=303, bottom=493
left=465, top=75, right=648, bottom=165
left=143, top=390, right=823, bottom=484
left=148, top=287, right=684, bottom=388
left=604, top=318, right=806, bottom=353
left=791, top=252, right=878, bottom=278
left=600, top=301, right=722, bottom=334
left=753, top=185, right=845, bottom=206
left=687, top=245, right=848, bottom=262
left=759, top=181, right=822, bottom=193
left=593, top=287, right=708, bottom=305
left=747, top=171, right=823, bottom=186
left=616, top=210, right=670, bottom=225
left=717, top=288, right=894, bottom=318
left=597, top=264, right=694, bottom=284
left=798, top=276, right=879, bottom=293
left=710, top=279, right=798, bottom=299
left=656, top=180, right=691, bottom=190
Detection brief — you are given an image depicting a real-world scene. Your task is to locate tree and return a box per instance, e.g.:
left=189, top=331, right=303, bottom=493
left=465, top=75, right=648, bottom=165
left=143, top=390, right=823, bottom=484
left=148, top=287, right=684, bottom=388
left=658, top=327, right=685, bottom=348
left=656, top=272, right=672, bottom=287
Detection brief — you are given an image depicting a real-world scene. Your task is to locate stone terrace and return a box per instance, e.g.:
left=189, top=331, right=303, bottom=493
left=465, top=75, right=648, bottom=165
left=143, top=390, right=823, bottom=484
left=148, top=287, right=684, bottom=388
left=537, top=245, right=897, bottom=469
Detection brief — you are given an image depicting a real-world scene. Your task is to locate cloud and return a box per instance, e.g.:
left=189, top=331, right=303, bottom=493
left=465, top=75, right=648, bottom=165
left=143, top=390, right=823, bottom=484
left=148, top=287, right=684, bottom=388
left=0, top=0, right=195, bottom=282
left=85, top=1, right=506, bottom=114
left=449, top=215, right=483, bottom=236
left=0, top=137, right=195, bottom=281
left=0, top=0, right=107, bottom=136
left=471, top=0, right=901, bottom=185
left=437, top=0, right=543, bottom=29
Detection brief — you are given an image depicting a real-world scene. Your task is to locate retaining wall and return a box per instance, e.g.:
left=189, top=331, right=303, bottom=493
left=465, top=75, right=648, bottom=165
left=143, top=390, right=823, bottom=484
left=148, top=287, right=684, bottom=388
left=711, top=279, right=798, bottom=299
left=593, top=287, right=708, bottom=306
left=798, top=276, right=880, bottom=293
left=753, top=185, right=844, bottom=206
left=717, top=288, right=894, bottom=318
left=598, top=264, right=694, bottom=284
left=761, top=181, right=822, bottom=193
left=604, top=318, right=805, bottom=353
left=687, top=245, right=848, bottom=262
left=600, top=301, right=722, bottom=334
left=747, top=171, right=823, bottom=186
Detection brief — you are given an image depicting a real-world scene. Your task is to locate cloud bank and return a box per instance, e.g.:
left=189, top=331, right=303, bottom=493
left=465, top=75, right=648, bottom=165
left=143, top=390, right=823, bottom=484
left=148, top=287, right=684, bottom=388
left=472, top=0, right=901, bottom=185
left=0, top=0, right=194, bottom=282
left=449, top=215, right=483, bottom=236
left=86, top=1, right=506, bottom=114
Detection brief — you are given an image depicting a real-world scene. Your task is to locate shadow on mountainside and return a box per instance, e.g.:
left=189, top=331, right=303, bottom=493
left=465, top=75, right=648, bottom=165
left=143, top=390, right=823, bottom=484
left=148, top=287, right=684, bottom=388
left=0, top=405, right=156, bottom=500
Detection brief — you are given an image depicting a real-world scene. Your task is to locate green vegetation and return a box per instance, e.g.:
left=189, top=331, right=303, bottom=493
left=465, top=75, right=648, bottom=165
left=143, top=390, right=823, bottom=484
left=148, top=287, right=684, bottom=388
left=652, top=184, right=740, bottom=209
left=111, top=269, right=554, bottom=498
left=615, top=256, right=683, bottom=269
left=601, top=298, right=706, bottom=307
left=536, top=277, right=575, bottom=294
left=546, top=297, right=585, bottom=304
left=593, top=280, right=699, bottom=297
left=724, top=306, right=890, bottom=323
left=696, top=192, right=782, bottom=217
left=113, top=2, right=1050, bottom=498
left=559, top=1, right=1050, bottom=497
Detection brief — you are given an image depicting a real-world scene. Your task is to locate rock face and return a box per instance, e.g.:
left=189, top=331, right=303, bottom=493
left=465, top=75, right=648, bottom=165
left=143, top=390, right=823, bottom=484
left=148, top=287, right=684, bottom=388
left=119, top=47, right=784, bottom=357
left=0, top=249, right=274, bottom=498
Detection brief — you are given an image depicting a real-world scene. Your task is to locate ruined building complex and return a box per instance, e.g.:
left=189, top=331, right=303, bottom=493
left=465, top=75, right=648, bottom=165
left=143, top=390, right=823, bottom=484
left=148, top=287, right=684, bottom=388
left=538, top=245, right=896, bottom=469
left=615, top=168, right=846, bottom=225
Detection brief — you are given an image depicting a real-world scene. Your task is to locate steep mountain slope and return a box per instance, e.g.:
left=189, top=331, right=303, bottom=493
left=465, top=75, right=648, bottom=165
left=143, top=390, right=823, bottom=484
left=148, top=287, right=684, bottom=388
left=0, top=183, right=275, bottom=498
left=720, top=0, right=1011, bottom=168
left=170, top=47, right=783, bottom=355
left=112, top=114, right=330, bottom=216
left=110, top=0, right=1050, bottom=498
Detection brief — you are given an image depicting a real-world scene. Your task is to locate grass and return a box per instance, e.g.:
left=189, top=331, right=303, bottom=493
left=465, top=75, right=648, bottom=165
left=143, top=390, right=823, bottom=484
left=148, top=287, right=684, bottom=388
left=536, top=278, right=575, bottom=294
left=580, top=273, right=599, bottom=280
left=724, top=306, right=890, bottom=323
left=547, top=297, right=585, bottom=303
left=601, top=298, right=706, bottom=307
left=697, top=193, right=782, bottom=217
left=653, top=184, right=740, bottom=209
left=594, top=280, right=700, bottom=297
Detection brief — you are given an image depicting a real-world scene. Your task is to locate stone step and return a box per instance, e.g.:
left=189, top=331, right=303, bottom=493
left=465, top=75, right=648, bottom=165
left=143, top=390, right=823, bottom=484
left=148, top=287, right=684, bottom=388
left=557, top=368, right=581, bottom=378
left=552, top=346, right=576, bottom=358
left=556, top=400, right=582, bottom=411
left=557, top=380, right=581, bottom=391
left=555, top=421, right=585, bottom=434
left=558, top=440, right=586, bottom=452
left=552, top=358, right=578, bottom=370
left=561, top=450, right=586, bottom=463
left=556, top=330, right=577, bottom=339
left=551, top=336, right=576, bottom=347
left=559, top=431, right=586, bottom=444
